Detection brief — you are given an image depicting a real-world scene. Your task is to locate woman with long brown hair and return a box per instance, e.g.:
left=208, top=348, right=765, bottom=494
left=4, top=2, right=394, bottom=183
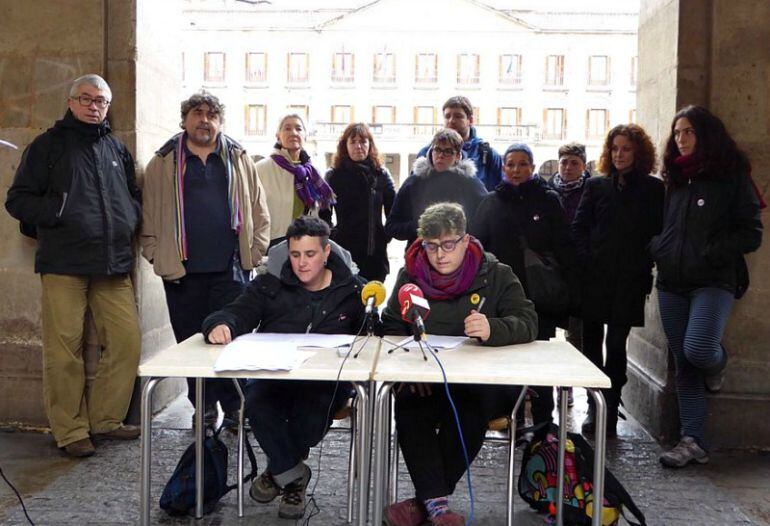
left=321, top=122, right=395, bottom=281
left=572, top=123, right=664, bottom=437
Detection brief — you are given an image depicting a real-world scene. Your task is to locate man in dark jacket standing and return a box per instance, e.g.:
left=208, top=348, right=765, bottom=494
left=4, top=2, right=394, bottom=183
left=5, top=74, right=142, bottom=457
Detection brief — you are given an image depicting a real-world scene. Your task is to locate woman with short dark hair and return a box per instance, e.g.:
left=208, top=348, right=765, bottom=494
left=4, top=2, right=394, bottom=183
left=381, top=202, right=537, bottom=526
left=572, top=124, right=664, bottom=437
left=320, top=122, right=395, bottom=281
left=652, top=106, right=762, bottom=467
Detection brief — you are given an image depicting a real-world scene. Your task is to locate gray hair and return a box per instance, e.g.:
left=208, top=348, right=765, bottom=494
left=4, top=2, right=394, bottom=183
left=179, top=90, right=225, bottom=128
left=276, top=113, right=306, bottom=134
left=69, top=74, right=112, bottom=100
left=417, top=202, right=466, bottom=239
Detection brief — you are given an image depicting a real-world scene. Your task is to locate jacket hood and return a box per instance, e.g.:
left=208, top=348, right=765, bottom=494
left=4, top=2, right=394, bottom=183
left=54, top=109, right=111, bottom=138
left=265, top=239, right=359, bottom=282
left=411, top=156, right=477, bottom=179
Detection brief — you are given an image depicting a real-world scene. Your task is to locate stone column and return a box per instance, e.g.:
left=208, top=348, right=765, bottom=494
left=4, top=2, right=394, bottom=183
left=0, top=0, right=183, bottom=427
left=628, top=0, right=770, bottom=448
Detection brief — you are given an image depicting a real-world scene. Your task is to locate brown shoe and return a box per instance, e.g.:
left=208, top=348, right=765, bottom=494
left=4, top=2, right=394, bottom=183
left=63, top=438, right=95, bottom=458
left=94, top=424, right=141, bottom=440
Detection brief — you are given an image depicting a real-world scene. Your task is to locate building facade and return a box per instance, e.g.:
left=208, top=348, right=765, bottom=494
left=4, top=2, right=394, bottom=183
left=182, top=0, right=638, bottom=182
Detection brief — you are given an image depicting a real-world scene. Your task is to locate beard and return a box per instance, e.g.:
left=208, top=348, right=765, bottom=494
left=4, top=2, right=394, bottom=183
left=188, top=127, right=216, bottom=147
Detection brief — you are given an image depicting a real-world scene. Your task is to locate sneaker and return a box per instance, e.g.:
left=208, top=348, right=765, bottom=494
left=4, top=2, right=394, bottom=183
left=277, top=464, right=312, bottom=520
left=383, top=498, right=428, bottom=526
left=659, top=436, right=709, bottom=468
left=430, top=511, right=465, bottom=526
left=63, top=437, right=95, bottom=458
left=93, top=424, right=140, bottom=440
left=249, top=470, right=281, bottom=503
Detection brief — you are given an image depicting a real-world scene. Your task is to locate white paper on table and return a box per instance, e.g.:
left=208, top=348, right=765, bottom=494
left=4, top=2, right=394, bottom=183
left=391, top=335, right=471, bottom=351
left=213, top=338, right=315, bottom=372
left=234, top=332, right=356, bottom=348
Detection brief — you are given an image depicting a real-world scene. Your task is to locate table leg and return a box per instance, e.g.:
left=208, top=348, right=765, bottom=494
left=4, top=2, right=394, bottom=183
left=354, top=383, right=370, bottom=526
left=587, top=389, right=607, bottom=526
left=372, top=382, right=394, bottom=526
left=195, top=377, right=204, bottom=518
left=507, top=385, right=528, bottom=526
left=556, top=387, right=569, bottom=526
left=140, top=377, right=160, bottom=526
left=232, top=379, right=246, bottom=517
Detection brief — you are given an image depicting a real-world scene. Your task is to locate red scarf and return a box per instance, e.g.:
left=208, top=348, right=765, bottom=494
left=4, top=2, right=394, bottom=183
left=404, top=236, right=484, bottom=300
left=674, top=154, right=766, bottom=209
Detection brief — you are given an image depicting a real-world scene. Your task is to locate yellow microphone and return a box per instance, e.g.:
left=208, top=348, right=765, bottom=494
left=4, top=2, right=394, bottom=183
left=361, top=280, right=386, bottom=314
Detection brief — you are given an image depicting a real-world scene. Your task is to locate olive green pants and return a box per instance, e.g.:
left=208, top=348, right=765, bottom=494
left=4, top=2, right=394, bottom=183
left=41, top=274, right=140, bottom=447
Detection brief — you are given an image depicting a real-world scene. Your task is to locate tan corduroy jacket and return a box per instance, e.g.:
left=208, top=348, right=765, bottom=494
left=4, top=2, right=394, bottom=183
left=139, top=134, right=270, bottom=281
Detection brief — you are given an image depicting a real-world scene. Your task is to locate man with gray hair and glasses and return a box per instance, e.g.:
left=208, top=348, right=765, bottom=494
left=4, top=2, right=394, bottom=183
left=6, top=74, right=142, bottom=458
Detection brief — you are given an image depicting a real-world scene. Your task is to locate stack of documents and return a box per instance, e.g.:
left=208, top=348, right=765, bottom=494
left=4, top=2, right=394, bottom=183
left=213, top=332, right=356, bottom=372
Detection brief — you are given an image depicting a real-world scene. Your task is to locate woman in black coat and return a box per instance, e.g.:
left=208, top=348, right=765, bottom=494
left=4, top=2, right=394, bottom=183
left=471, top=143, right=575, bottom=426
left=572, top=124, right=664, bottom=436
left=652, top=106, right=762, bottom=468
left=321, top=122, right=395, bottom=282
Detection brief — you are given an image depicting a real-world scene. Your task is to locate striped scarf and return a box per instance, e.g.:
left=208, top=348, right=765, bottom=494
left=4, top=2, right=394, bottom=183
left=173, top=133, right=242, bottom=260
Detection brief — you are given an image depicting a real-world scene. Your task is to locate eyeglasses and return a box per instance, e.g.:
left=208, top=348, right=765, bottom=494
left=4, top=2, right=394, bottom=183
left=421, top=235, right=465, bottom=253
left=432, top=146, right=458, bottom=157
left=72, top=95, right=111, bottom=108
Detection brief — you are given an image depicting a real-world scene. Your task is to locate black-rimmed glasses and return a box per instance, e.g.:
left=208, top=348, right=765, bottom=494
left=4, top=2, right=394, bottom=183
left=421, top=235, right=465, bottom=253
left=72, top=95, right=110, bottom=108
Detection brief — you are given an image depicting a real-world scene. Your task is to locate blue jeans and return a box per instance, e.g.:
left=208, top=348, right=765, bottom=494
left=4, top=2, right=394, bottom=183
left=245, top=379, right=351, bottom=480
left=658, top=287, right=734, bottom=448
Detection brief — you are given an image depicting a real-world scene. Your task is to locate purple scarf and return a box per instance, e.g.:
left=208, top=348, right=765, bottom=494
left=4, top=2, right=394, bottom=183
left=271, top=152, right=335, bottom=210
left=404, top=237, right=484, bottom=300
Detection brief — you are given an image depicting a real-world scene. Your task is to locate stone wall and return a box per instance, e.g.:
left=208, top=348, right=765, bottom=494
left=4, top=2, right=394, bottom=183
left=631, top=0, right=770, bottom=448
left=0, top=0, right=183, bottom=427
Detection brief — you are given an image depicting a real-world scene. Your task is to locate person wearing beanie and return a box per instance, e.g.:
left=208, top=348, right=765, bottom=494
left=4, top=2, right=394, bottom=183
left=470, top=142, right=576, bottom=427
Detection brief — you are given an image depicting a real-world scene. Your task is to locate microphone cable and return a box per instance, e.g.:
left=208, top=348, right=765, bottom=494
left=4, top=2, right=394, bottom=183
left=0, top=462, right=35, bottom=525
left=301, top=314, right=368, bottom=525
left=419, top=340, right=475, bottom=526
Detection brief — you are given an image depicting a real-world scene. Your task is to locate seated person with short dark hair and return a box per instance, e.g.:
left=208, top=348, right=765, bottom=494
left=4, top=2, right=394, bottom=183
left=381, top=202, right=538, bottom=526
left=202, top=216, right=365, bottom=520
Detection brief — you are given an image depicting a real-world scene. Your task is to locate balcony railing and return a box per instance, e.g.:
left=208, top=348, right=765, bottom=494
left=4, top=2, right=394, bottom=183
left=312, top=122, right=540, bottom=142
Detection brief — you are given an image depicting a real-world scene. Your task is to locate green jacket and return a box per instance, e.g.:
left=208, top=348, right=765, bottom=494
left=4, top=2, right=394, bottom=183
left=382, top=252, right=538, bottom=346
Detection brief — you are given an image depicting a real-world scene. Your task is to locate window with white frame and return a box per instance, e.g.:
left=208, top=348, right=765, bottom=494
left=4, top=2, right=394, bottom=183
left=246, top=52, right=267, bottom=83
left=545, top=55, right=564, bottom=86
left=543, top=108, right=566, bottom=140
left=497, top=107, right=522, bottom=138
left=373, top=52, right=396, bottom=83
left=331, top=105, right=353, bottom=123
left=245, top=104, right=266, bottom=136
left=332, top=52, right=355, bottom=82
left=204, top=52, right=225, bottom=82
left=457, top=54, right=480, bottom=85
left=372, top=106, right=396, bottom=124
left=413, top=106, right=436, bottom=135
left=588, top=55, right=610, bottom=86
left=415, top=53, right=438, bottom=83
left=586, top=108, right=609, bottom=138
left=499, top=54, right=523, bottom=85
left=287, top=52, right=309, bottom=83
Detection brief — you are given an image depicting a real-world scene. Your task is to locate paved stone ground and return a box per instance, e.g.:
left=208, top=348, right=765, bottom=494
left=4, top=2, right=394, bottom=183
left=1, top=390, right=768, bottom=526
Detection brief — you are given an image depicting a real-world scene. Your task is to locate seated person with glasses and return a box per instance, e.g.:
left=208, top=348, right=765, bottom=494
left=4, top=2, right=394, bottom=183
left=386, top=128, right=488, bottom=249
left=381, top=202, right=538, bottom=526
left=202, top=216, right=365, bottom=520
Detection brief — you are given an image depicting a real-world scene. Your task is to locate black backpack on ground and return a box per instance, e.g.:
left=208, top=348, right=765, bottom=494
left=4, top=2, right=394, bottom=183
left=159, top=424, right=258, bottom=516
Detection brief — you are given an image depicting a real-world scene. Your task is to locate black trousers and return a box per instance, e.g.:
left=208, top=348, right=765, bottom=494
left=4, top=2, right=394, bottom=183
left=163, top=271, right=245, bottom=412
left=245, top=379, right=351, bottom=476
left=581, top=320, right=631, bottom=406
left=394, top=383, right=511, bottom=501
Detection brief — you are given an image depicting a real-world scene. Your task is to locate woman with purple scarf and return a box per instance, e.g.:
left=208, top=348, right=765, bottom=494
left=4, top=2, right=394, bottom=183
left=256, top=114, right=335, bottom=246
left=381, top=202, right=537, bottom=526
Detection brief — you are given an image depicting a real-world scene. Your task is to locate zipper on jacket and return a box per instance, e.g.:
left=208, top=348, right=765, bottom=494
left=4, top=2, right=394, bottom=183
left=56, top=192, right=69, bottom=218
left=368, top=183, right=376, bottom=256
left=674, top=185, right=693, bottom=284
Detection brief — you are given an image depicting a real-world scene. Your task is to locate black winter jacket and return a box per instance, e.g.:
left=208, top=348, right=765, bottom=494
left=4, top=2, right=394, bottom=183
left=650, top=170, right=762, bottom=295
left=320, top=160, right=396, bottom=281
left=470, top=177, right=576, bottom=337
left=5, top=110, right=140, bottom=275
left=572, top=170, right=664, bottom=326
left=202, top=249, right=366, bottom=340
left=385, top=157, right=487, bottom=248
left=381, top=252, right=538, bottom=346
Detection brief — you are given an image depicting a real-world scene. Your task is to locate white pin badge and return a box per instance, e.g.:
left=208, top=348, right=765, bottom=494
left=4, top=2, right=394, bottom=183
left=533, top=214, right=541, bottom=221
left=112, top=160, right=118, bottom=167
left=697, top=198, right=705, bottom=207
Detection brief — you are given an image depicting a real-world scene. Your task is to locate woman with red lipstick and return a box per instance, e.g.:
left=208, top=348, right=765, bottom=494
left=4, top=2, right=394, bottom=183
left=651, top=106, right=763, bottom=467
left=572, top=124, right=664, bottom=437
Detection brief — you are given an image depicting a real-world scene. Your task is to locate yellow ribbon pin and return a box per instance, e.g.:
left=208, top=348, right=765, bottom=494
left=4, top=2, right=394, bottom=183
left=470, top=293, right=480, bottom=305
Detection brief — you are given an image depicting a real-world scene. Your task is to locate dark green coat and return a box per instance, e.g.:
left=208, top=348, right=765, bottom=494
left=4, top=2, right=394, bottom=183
left=382, top=252, right=538, bottom=346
